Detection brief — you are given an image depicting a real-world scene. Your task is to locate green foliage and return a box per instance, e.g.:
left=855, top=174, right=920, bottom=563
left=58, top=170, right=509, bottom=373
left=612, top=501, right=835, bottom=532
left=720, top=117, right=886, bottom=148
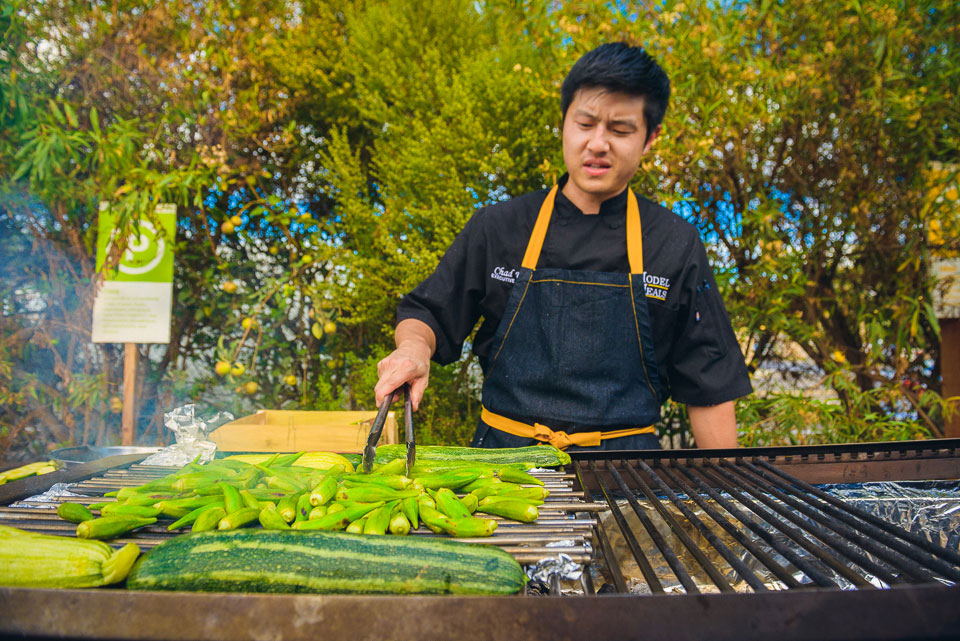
left=1, top=0, right=958, bottom=462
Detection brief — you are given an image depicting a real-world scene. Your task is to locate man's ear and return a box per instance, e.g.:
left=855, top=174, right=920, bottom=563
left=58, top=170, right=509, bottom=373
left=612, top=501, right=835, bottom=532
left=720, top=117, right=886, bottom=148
left=643, top=125, right=663, bottom=154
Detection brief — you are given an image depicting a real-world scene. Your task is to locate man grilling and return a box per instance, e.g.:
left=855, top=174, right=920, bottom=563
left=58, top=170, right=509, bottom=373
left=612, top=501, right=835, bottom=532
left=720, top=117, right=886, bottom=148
left=373, top=43, right=752, bottom=451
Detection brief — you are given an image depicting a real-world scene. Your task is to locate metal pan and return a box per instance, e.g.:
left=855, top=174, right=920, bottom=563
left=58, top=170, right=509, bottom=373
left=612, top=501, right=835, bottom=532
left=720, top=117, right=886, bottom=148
left=49, top=445, right=160, bottom=464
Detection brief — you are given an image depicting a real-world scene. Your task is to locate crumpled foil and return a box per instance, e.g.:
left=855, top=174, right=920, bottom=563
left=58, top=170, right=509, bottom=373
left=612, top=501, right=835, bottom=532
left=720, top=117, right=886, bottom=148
left=593, top=480, right=960, bottom=595
left=526, top=552, right=584, bottom=584
left=10, top=482, right=90, bottom=508
left=140, top=404, right=230, bottom=466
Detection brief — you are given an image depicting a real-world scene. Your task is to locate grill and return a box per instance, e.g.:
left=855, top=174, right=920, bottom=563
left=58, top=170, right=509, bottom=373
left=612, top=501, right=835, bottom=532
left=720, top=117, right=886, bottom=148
left=0, top=463, right=600, bottom=566
left=2, top=440, right=959, bottom=641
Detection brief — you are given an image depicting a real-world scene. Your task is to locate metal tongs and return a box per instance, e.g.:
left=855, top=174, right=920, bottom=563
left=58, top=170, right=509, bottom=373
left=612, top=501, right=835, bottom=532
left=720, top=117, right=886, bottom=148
left=361, top=383, right=415, bottom=475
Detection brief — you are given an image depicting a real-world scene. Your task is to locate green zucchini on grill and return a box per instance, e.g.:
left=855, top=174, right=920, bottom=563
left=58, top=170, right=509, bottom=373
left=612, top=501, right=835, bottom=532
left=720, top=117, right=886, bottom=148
left=371, top=444, right=570, bottom=467
left=127, top=529, right=527, bottom=595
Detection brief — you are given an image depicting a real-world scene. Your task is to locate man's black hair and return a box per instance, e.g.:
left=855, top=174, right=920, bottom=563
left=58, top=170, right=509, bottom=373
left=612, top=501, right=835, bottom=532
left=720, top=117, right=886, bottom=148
left=560, top=42, right=671, bottom=141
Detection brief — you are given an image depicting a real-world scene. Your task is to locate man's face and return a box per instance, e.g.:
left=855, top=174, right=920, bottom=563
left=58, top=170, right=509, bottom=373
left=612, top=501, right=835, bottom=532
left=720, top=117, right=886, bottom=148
left=561, top=87, right=660, bottom=212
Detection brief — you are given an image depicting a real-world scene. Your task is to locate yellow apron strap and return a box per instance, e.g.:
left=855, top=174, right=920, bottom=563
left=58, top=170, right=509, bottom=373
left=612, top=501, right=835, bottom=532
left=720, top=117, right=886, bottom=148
left=522, top=186, right=643, bottom=273
left=626, top=190, right=643, bottom=274
left=481, top=407, right=655, bottom=451
left=521, top=186, right=558, bottom=270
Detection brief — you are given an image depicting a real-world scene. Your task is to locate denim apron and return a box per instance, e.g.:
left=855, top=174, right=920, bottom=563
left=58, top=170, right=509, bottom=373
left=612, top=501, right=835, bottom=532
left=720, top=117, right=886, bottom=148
left=472, top=185, right=664, bottom=451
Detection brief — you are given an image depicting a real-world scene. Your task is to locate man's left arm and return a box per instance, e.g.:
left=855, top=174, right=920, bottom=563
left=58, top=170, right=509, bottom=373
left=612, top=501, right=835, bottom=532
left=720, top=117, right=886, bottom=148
left=687, top=401, right=738, bottom=448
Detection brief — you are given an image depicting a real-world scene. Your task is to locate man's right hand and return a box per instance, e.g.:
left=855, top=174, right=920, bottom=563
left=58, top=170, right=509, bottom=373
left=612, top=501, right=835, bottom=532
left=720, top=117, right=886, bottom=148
left=374, top=318, right=436, bottom=411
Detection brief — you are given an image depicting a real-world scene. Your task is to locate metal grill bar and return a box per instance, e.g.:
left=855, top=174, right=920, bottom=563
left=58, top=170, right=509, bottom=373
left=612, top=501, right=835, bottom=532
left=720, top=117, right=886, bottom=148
left=628, top=460, right=767, bottom=592
left=609, top=460, right=735, bottom=593
left=694, top=461, right=876, bottom=588
left=725, top=459, right=938, bottom=584
left=712, top=459, right=913, bottom=585
left=655, top=463, right=802, bottom=588
left=571, top=461, right=627, bottom=594
left=584, top=460, right=665, bottom=593
left=756, top=458, right=960, bottom=568
left=674, top=463, right=839, bottom=587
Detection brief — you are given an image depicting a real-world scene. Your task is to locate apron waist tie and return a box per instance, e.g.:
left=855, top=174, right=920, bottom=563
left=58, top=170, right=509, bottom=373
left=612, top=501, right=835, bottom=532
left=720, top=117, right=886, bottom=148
left=481, top=407, right=655, bottom=451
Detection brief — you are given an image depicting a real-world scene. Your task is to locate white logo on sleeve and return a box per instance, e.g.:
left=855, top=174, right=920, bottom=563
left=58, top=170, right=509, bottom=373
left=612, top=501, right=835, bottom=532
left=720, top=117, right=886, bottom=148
left=643, top=272, right=671, bottom=301
left=491, top=266, right=518, bottom=284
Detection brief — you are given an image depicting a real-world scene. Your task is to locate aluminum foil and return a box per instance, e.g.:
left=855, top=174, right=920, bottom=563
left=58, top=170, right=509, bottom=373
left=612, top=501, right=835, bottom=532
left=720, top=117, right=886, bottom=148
left=140, top=404, right=229, bottom=466
left=10, top=482, right=90, bottom=508
left=526, top=552, right=584, bottom=585
left=592, top=480, right=960, bottom=594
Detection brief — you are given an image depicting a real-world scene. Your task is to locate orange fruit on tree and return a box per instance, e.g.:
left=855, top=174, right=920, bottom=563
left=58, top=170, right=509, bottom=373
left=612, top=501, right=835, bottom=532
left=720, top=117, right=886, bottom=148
left=230, top=215, right=243, bottom=226
left=284, top=374, right=297, bottom=386
left=222, top=281, right=238, bottom=294
left=230, top=363, right=246, bottom=377
left=244, top=381, right=259, bottom=395
left=215, top=361, right=232, bottom=376
left=323, top=320, right=336, bottom=335
left=221, top=221, right=235, bottom=235
left=241, top=317, right=257, bottom=330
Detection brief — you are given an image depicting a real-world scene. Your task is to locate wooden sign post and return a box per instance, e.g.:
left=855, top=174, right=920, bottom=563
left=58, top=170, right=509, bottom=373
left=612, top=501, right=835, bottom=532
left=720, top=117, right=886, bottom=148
left=122, top=343, right=138, bottom=446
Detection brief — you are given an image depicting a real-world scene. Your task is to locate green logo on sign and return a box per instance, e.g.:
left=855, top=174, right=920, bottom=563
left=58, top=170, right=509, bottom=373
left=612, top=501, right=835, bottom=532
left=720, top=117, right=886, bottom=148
left=96, top=203, right=176, bottom=283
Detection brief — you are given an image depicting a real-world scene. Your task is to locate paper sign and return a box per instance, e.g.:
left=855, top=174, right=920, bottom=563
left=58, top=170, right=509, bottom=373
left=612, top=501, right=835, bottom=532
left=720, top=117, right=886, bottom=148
left=92, top=203, right=176, bottom=343
left=932, top=258, right=960, bottom=319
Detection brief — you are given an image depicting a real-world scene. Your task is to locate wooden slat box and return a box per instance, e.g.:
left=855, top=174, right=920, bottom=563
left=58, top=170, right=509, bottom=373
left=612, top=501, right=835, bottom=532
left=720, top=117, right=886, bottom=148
left=209, top=410, right=397, bottom=453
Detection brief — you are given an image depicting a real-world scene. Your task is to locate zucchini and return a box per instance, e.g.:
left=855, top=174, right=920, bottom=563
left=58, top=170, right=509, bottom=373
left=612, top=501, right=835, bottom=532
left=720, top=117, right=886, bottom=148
left=373, top=444, right=570, bottom=467
left=127, top=529, right=526, bottom=595
left=0, top=526, right=140, bottom=588
left=224, top=451, right=354, bottom=472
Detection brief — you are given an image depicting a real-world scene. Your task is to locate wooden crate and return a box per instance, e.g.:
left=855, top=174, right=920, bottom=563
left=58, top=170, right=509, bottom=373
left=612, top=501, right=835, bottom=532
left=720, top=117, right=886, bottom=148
left=209, top=410, right=397, bottom=453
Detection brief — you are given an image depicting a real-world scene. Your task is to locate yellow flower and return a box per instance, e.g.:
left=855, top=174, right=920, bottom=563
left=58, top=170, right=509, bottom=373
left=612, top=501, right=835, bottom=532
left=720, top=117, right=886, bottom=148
left=831, top=350, right=846, bottom=363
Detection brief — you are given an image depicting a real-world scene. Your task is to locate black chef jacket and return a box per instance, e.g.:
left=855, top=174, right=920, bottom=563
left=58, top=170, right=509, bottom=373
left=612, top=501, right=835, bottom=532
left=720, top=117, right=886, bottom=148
left=397, top=176, right=753, bottom=407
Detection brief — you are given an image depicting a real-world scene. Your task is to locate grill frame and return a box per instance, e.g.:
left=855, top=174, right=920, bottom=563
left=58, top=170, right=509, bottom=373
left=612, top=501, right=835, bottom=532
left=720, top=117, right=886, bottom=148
left=1, top=440, right=959, bottom=641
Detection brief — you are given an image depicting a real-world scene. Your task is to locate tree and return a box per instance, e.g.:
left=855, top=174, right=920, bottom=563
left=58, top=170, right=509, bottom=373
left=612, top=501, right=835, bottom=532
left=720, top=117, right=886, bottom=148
left=2, top=0, right=957, bottom=463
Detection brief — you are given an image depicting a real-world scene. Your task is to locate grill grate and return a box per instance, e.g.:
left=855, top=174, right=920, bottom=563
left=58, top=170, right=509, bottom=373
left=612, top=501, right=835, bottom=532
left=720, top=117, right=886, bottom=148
left=0, top=463, right=602, bottom=567
left=572, top=455, right=960, bottom=595
left=1, top=442, right=960, bottom=641
left=1, top=445, right=958, bottom=597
